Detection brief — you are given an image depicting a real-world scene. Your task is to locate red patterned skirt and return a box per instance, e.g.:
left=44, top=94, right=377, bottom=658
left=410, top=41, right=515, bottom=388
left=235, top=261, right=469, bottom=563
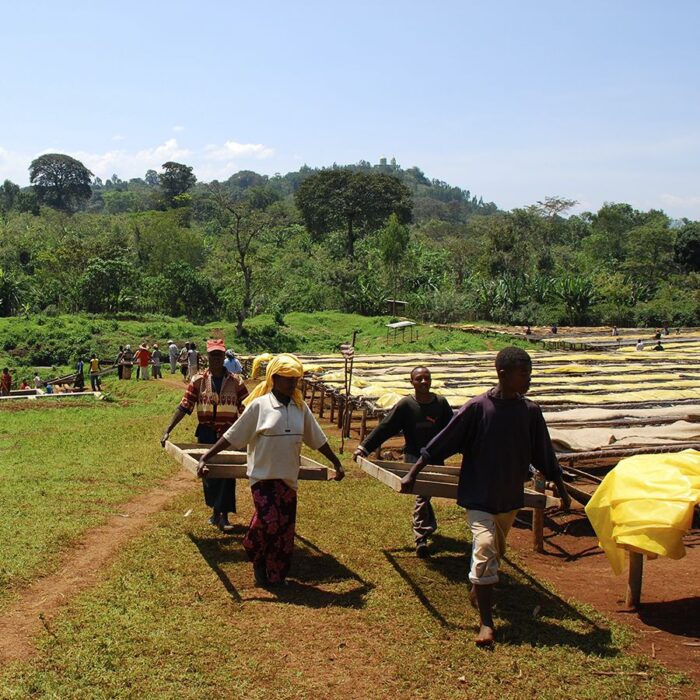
left=243, top=479, right=297, bottom=584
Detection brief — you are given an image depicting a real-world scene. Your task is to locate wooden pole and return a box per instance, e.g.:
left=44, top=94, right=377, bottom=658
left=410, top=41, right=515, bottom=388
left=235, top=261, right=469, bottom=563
left=319, top=386, right=325, bottom=418
left=532, top=470, right=545, bottom=553
left=359, top=407, right=367, bottom=441
left=337, top=397, right=344, bottom=429
left=309, top=383, right=316, bottom=411
left=626, top=551, right=644, bottom=609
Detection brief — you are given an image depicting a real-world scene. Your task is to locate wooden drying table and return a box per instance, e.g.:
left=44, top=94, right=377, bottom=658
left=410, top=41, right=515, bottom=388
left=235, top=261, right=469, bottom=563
left=356, top=456, right=561, bottom=551
left=164, top=442, right=337, bottom=480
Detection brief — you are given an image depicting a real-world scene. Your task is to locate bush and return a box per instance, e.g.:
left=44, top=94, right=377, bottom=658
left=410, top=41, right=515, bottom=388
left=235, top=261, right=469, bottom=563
left=238, top=321, right=299, bottom=353
left=634, top=279, right=700, bottom=327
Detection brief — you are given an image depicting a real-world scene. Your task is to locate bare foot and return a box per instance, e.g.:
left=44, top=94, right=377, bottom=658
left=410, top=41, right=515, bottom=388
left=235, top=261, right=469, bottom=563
left=469, top=587, right=478, bottom=609
left=475, top=625, right=495, bottom=646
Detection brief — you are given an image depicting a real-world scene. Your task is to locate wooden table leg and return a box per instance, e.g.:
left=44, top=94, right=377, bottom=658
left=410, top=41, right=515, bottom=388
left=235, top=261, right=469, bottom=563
left=319, top=387, right=325, bottom=418
left=532, top=471, right=545, bottom=552
left=359, top=407, right=367, bottom=441
left=626, top=551, right=644, bottom=609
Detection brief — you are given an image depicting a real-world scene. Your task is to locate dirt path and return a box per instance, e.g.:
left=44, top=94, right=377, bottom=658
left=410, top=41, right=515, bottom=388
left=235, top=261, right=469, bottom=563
left=509, top=509, right=700, bottom=685
left=0, top=470, right=196, bottom=665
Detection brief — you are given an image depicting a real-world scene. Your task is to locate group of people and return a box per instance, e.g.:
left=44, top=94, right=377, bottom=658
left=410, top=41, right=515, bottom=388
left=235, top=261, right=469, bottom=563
left=161, top=342, right=570, bottom=646
left=113, top=340, right=243, bottom=383
left=115, top=343, right=163, bottom=380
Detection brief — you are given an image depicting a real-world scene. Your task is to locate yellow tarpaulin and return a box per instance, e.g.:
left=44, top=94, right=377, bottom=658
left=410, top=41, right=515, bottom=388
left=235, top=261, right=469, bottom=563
left=585, top=449, right=700, bottom=574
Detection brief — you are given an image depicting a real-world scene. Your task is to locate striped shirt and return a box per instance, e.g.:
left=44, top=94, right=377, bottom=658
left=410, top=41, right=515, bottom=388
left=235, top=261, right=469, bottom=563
left=178, top=370, right=249, bottom=438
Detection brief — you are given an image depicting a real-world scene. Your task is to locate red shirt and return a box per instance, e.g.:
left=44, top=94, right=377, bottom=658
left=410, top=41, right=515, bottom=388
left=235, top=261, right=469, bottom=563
left=135, top=349, right=151, bottom=368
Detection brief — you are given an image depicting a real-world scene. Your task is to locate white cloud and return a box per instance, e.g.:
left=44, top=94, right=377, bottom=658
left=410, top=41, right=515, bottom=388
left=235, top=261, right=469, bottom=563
left=204, top=140, right=274, bottom=161
left=111, top=134, right=126, bottom=141
left=0, top=137, right=277, bottom=185
left=172, top=125, right=185, bottom=132
left=0, top=146, right=30, bottom=183
left=72, top=139, right=193, bottom=180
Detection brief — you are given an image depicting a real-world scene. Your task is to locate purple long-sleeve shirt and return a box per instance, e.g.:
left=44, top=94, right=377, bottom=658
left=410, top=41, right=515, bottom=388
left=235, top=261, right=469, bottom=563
left=420, top=389, right=562, bottom=514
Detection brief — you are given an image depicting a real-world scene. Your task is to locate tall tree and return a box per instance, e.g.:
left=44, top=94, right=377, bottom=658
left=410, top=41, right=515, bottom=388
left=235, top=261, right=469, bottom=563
left=379, top=213, right=410, bottom=307
left=29, top=154, right=93, bottom=212
left=674, top=222, right=700, bottom=272
left=0, top=180, right=20, bottom=212
left=210, top=186, right=269, bottom=334
left=144, top=169, right=160, bottom=186
left=159, top=161, right=196, bottom=207
left=295, top=169, right=412, bottom=257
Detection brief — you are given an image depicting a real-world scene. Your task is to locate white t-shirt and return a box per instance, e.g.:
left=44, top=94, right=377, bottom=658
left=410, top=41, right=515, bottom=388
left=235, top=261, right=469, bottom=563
left=223, top=392, right=327, bottom=489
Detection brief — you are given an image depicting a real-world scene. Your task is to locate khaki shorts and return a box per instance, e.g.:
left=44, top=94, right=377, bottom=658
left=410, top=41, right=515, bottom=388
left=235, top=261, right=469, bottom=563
left=467, top=509, right=517, bottom=585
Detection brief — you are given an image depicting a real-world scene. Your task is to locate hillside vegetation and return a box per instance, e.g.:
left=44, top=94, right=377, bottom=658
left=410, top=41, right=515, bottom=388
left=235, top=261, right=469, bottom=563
left=0, top=312, right=530, bottom=377
left=1, top=158, right=699, bottom=332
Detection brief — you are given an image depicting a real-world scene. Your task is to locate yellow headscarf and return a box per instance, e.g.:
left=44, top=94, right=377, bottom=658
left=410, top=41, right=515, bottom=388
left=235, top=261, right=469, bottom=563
left=251, top=352, right=273, bottom=379
left=243, top=353, right=305, bottom=408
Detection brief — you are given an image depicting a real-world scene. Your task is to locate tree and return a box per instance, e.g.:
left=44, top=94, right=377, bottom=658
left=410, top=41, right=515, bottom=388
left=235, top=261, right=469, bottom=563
left=144, top=169, right=160, bottom=186
left=160, top=161, right=196, bottom=207
left=29, top=153, right=93, bottom=212
left=0, top=269, right=22, bottom=316
left=554, top=276, right=598, bottom=324
left=74, top=258, right=141, bottom=312
left=534, top=196, right=578, bottom=219
left=210, top=186, right=269, bottom=334
left=674, top=222, right=700, bottom=272
left=295, top=169, right=412, bottom=257
left=379, top=213, right=410, bottom=307
left=0, top=180, right=20, bottom=212
left=151, top=262, right=218, bottom=320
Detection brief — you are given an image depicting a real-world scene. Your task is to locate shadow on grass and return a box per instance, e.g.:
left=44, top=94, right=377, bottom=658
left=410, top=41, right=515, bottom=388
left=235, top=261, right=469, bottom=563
left=188, top=530, right=248, bottom=602
left=383, top=533, right=471, bottom=629
left=384, top=533, right=618, bottom=656
left=189, top=531, right=372, bottom=609
left=496, top=554, right=617, bottom=654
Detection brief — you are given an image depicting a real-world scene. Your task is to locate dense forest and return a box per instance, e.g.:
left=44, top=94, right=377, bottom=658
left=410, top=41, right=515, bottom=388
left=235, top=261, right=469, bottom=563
left=1, top=154, right=699, bottom=331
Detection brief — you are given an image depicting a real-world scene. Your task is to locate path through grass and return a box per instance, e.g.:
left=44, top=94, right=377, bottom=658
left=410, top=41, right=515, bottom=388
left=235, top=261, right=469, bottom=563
left=0, top=380, right=692, bottom=699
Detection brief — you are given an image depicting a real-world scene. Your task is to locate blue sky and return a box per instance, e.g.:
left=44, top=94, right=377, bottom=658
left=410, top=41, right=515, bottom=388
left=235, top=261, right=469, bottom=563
left=1, top=1, right=699, bottom=218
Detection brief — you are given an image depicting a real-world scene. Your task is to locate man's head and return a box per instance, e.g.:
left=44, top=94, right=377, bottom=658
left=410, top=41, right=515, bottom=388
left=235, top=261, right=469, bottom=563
left=495, top=347, right=532, bottom=396
left=207, top=339, right=226, bottom=372
left=410, top=366, right=432, bottom=396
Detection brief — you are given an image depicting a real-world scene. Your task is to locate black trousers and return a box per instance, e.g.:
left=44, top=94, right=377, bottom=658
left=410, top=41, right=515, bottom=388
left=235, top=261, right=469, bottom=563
left=196, top=424, right=236, bottom=513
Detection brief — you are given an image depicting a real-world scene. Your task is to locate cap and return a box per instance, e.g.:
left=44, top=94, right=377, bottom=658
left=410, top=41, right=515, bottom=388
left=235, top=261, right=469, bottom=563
left=206, top=338, right=226, bottom=353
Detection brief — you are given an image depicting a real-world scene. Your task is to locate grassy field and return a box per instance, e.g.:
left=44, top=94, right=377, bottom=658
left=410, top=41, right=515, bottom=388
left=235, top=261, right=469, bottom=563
left=0, top=312, right=531, bottom=378
left=0, top=377, right=692, bottom=699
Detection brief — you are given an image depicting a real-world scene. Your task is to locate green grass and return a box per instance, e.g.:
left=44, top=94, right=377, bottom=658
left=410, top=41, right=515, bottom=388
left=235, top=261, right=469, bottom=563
left=0, top=311, right=531, bottom=374
left=0, top=377, right=187, bottom=608
left=0, top=382, right=693, bottom=699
